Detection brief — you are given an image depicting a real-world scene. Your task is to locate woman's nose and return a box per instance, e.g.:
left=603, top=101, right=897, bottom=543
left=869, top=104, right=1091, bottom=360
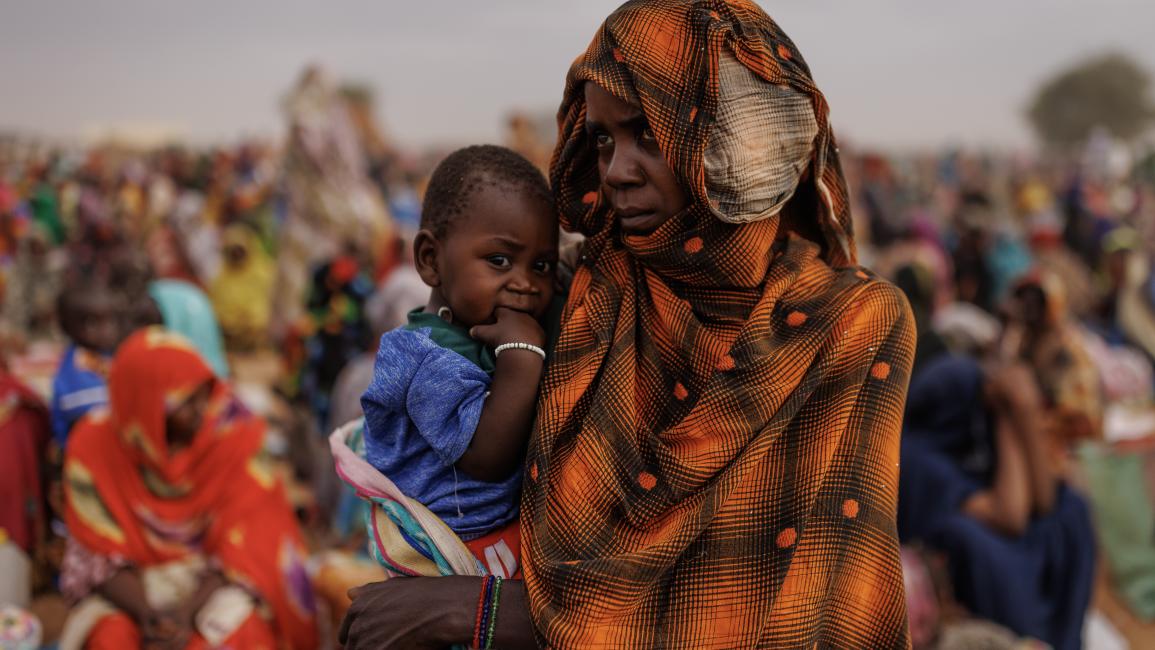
left=604, top=145, right=644, bottom=189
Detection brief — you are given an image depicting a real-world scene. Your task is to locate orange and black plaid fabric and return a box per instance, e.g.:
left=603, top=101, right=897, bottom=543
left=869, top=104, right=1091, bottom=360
left=520, top=1, right=915, bottom=647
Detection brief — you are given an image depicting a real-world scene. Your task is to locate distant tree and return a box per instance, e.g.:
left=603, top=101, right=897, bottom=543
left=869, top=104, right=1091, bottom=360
left=1027, top=53, right=1154, bottom=148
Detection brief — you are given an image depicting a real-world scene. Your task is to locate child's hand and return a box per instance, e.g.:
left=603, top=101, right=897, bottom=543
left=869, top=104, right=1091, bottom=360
left=470, top=307, right=546, bottom=349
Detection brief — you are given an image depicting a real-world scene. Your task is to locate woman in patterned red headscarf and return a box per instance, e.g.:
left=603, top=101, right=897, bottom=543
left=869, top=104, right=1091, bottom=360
left=340, top=1, right=914, bottom=648
left=59, top=328, right=318, bottom=650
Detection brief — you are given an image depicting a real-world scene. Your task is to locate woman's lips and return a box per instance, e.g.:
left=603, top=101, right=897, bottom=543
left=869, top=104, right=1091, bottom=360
left=617, top=210, right=663, bottom=234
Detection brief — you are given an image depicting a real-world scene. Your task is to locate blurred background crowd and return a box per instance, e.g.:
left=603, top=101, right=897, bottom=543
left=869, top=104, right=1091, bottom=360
left=1, top=23, right=1155, bottom=650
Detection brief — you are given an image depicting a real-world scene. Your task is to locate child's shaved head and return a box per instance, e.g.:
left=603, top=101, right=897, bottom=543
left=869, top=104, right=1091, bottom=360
left=421, top=145, right=552, bottom=238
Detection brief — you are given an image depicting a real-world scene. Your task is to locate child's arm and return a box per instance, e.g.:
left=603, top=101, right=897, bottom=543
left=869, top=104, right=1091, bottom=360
left=456, top=307, right=546, bottom=482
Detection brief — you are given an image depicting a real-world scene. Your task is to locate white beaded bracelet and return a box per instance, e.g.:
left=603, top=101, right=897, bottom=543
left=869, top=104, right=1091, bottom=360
left=494, top=342, right=547, bottom=361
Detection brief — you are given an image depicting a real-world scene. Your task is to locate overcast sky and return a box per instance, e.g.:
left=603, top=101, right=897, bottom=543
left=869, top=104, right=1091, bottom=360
left=1, top=1, right=1152, bottom=151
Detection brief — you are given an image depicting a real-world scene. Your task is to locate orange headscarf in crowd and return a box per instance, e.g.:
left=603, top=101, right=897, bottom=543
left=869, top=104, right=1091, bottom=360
left=521, top=1, right=915, bottom=647
left=64, top=328, right=317, bottom=649
left=1013, top=271, right=1104, bottom=443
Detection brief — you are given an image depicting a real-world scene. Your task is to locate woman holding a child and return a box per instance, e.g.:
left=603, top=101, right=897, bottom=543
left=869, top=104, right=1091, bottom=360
left=340, top=1, right=915, bottom=647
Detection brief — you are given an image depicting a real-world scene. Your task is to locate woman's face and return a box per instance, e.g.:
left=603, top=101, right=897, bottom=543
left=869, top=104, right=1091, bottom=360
left=165, top=380, right=214, bottom=451
left=224, top=242, right=249, bottom=268
left=1011, top=284, right=1049, bottom=331
left=584, top=83, right=688, bottom=235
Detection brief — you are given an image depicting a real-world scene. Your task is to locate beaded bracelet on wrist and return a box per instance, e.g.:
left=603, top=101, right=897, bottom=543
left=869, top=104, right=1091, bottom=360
left=494, top=342, right=546, bottom=361
left=484, top=576, right=504, bottom=648
left=472, top=575, right=493, bottom=649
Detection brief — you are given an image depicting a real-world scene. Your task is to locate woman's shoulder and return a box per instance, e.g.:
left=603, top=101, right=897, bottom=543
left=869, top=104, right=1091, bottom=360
left=814, top=266, right=917, bottom=367
left=63, top=406, right=114, bottom=464
left=832, top=266, right=915, bottom=328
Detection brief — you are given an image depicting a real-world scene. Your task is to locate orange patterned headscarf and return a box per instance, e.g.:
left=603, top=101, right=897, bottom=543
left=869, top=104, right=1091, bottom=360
left=64, top=328, right=318, bottom=648
left=521, top=1, right=915, bottom=647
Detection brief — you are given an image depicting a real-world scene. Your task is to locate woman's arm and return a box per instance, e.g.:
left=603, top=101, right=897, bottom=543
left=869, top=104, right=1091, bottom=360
left=984, top=363, right=1058, bottom=515
left=960, top=409, right=1032, bottom=537
left=339, top=576, right=537, bottom=649
left=962, top=362, right=1060, bottom=537
left=98, top=568, right=190, bottom=650
left=96, top=567, right=152, bottom=624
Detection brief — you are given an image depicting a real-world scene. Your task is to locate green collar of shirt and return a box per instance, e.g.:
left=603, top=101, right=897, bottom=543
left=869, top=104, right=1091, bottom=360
left=402, top=298, right=565, bottom=373
left=404, top=308, right=497, bottom=374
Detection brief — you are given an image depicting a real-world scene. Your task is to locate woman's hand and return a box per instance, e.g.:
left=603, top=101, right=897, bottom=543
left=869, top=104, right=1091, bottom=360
left=96, top=565, right=188, bottom=647
left=339, top=575, right=537, bottom=649
left=140, top=610, right=192, bottom=650
left=338, top=576, right=475, bottom=650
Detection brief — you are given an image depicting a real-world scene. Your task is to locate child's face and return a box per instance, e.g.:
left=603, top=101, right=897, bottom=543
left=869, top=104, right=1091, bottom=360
left=432, top=185, right=558, bottom=329
left=65, top=292, right=122, bottom=354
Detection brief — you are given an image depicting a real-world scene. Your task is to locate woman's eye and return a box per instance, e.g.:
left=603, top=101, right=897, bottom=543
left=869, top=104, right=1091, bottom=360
left=488, top=255, right=512, bottom=269
left=594, top=133, right=613, bottom=149
left=640, top=127, right=657, bottom=143
left=534, top=260, right=555, bottom=274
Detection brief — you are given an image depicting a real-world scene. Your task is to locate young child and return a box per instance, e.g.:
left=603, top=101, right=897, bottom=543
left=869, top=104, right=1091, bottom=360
left=49, top=281, right=123, bottom=446
left=358, top=145, right=557, bottom=574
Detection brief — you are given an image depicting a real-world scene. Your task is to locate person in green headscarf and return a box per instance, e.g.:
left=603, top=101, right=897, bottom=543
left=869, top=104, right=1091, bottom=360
left=28, top=165, right=66, bottom=246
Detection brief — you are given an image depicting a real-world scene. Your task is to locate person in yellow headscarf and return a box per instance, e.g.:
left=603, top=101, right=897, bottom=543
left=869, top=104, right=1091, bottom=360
left=209, top=224, right=274, bottom=350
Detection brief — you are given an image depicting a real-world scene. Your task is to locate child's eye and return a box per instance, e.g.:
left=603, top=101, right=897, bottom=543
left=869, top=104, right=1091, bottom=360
left=487, top=255, right=512, bottom=269
left=594, top=133, right=613, bottom=149
left=640, top=127, right=657, bottom=142
left=534, top=260, right=555, bottom=274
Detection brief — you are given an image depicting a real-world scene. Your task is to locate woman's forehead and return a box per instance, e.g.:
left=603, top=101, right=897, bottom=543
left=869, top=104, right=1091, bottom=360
left=583, top=82, right=643, bottom=124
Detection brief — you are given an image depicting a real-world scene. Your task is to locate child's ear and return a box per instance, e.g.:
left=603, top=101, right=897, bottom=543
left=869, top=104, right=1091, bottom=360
left=413, top=229, right=442, bottom=287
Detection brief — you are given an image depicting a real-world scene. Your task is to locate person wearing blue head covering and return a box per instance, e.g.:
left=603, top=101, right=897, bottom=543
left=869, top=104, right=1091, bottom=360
left=898, top=354, right=1095, bottom=650
left=147, top=279, right=230, bottom=378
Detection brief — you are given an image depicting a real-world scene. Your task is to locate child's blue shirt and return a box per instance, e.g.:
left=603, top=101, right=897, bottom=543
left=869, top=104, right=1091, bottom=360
left=50, top=345, right=110, bottom=446
left=361, top=309, right=520, bottom=540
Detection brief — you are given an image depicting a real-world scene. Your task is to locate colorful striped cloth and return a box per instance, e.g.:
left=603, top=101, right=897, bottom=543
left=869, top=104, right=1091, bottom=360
left=329, top=420, right=484, bottom=578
